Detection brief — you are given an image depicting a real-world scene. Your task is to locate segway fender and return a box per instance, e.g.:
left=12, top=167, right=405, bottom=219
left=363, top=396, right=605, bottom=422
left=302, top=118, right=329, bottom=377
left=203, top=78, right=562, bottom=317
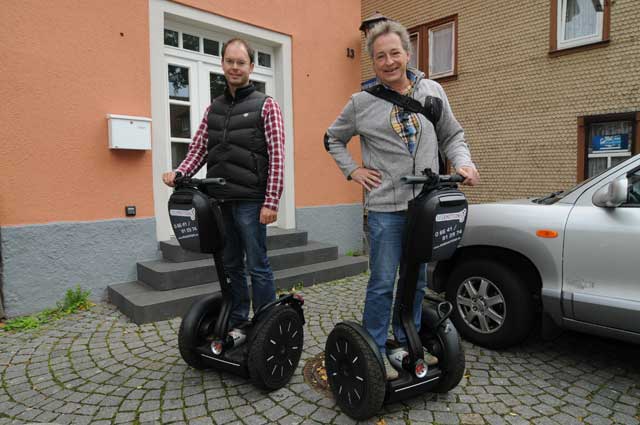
left=421, top=304, right=462, bottom=356
left=420, top=302, right=466, bottom=393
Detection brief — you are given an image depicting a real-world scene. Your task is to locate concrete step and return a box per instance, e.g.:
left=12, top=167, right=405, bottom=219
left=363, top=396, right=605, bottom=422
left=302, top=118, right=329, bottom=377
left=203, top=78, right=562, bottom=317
left=109, top=255, right=369, bottom=324
left=160, top=227, right=308, bottom=262
left=139, top=241, right=338, bottom=291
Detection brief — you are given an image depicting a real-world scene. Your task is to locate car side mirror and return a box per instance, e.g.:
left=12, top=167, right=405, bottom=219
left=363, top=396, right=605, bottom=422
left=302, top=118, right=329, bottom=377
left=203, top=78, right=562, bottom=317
left=592, top=176, right=628, bottom=208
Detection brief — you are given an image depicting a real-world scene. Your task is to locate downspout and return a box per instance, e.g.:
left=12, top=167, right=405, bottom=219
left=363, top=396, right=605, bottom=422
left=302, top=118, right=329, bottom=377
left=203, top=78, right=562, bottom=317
left=0, top=227, right=5, bottom=319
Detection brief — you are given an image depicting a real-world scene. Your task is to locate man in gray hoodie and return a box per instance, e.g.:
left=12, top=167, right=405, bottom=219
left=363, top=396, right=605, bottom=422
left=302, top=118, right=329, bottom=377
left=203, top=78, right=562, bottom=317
left=325, top=20, right=479, bottom=380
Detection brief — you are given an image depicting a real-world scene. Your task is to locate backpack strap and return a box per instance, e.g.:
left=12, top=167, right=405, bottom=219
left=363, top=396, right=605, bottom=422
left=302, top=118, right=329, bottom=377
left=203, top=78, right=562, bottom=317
left=365, top=84, right=442, bottom=127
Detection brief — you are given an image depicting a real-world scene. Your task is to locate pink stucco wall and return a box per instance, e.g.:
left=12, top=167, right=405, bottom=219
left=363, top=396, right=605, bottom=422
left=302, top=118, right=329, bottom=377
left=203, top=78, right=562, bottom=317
left=0, top=0, right=363, bottom=226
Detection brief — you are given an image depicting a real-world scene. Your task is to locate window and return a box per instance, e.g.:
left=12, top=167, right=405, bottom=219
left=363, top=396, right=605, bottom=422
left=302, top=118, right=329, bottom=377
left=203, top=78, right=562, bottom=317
left=627, top=169, right=640, bottom=206
left=551, top=0, right=610, bottom=53
left=408, top=32, right=419, bottom=69
left=164, top=29, right=179, bottom=47
left=167, top=64, right=193, bottom=169
left=203, top=38, right=219, bottom=56
left=577, top=112, right=640, bottom=181
left=409, top=15, right=458, bottom=81
left=257, top=52, right=272, bottom=68
left=428, top=22, right=455, bottom=78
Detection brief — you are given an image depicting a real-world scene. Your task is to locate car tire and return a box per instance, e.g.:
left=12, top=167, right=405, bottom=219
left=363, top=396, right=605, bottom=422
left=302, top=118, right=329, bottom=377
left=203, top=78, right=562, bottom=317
left=445, top=259, right=534, bottom=349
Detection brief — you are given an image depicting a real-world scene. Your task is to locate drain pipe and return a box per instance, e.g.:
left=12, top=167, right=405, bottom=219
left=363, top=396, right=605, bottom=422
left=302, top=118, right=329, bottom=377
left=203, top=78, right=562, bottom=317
left=0, top=227, right=5, bottom=320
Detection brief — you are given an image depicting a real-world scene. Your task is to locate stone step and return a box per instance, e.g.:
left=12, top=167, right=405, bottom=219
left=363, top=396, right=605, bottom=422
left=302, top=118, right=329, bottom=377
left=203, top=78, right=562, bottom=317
left=139, top=241, right=338, bottom=291
left=160, top=227, right=308, bottom=262
left=108, top=256, right=369, bottom=324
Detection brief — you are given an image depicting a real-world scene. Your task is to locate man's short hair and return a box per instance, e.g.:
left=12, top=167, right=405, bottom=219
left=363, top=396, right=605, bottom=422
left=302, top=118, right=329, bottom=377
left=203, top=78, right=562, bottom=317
left=221, top=38, right=255, bottom=64
left=365, top=20, right=412, bottom=58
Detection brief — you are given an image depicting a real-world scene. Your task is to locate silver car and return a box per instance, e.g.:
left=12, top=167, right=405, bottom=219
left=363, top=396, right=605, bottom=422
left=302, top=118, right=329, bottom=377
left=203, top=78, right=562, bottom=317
left=429, top=153, right=640, bottom=348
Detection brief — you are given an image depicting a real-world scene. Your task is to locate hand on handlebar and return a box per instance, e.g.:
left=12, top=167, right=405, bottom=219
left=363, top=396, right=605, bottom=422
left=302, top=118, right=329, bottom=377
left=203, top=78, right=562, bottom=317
left=162, top=171, right=178, bottom=187
left=456, top=166, right=480, bottom=186
left=350, top=167, right=382, bottom=191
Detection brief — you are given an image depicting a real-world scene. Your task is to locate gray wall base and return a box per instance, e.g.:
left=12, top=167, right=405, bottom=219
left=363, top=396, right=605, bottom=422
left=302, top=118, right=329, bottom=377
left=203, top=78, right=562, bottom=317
left=1, top=218, right=161, bottom=317
left=295, top=203, right=363, bottom=255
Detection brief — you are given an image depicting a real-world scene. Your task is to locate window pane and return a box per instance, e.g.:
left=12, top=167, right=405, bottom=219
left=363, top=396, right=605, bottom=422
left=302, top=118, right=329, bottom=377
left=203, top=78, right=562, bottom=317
left=409, top=33, right=419, bottom=69
left=170, top=104, right=191, bottom=138
left=628, top=170, right=640, bottom=205
left=204, top=38, right=219, bottom=56
left=564, top=0, right=598, bottom=40
left=588, top=157, right=607, bottom=177
left=171, top=142, right=189, bottom=169
left=252, top=80, right=266, bottom=93
left=168, top=65, right=190, bottom=101
left=183, top=33, right=200, bottom=51
left=589, top=121, right=633, bottom=154
left=258, top=52, right=271, bottom=68
left=610, top=156, right=629, bottom=168
left=164, top=29, right=179, bottom=47
left=430, top=24, right=453, bottom=76
left=210, top=73, right=227, bottom=103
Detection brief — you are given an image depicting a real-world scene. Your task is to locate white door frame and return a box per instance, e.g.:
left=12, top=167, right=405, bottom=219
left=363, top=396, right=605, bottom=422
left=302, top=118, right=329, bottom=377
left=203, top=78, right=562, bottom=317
left=149, top=0, right=296, bottom=242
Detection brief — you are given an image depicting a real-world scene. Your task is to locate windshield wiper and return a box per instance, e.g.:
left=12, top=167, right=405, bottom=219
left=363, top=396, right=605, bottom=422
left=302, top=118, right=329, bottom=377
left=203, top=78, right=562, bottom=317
left=533, top=190, right=564, bottom=204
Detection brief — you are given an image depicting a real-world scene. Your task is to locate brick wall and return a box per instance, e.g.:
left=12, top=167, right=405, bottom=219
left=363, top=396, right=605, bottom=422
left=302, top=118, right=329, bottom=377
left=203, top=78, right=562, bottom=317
left=361, top=0, right=640, bottom=202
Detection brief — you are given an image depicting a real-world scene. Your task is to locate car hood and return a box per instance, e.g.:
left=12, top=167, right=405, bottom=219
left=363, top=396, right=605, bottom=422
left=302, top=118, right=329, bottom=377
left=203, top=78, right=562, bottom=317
left=461, top=198, right=573, bottom=248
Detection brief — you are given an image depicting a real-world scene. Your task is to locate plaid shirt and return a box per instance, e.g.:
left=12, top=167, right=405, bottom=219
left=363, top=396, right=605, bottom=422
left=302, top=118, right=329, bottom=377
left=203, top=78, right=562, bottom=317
left=388, top=72, right=420, bottom=154
left=176, top=97, right=285, bottom=211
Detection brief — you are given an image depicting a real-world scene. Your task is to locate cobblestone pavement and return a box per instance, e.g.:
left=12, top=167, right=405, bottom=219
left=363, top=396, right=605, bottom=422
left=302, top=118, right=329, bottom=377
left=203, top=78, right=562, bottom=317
left=1, top=274, right=640, bottom=425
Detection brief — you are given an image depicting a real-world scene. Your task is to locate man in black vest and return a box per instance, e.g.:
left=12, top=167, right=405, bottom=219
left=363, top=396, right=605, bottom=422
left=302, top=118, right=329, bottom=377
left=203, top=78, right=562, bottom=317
left=162, top=39, right=285, bottom=329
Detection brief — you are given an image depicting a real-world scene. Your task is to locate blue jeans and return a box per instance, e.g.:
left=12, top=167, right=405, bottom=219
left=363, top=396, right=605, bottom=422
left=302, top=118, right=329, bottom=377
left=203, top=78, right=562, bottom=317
left=363, top=210, right=427, bottom=355
left=220, top=201, right=276, bottom=326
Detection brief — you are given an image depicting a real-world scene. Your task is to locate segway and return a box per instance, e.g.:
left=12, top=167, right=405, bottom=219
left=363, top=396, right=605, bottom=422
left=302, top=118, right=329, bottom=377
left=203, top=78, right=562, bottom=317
left=168, top=176, right=305, bottom=390
left=325, top=169, right=467, bottom=419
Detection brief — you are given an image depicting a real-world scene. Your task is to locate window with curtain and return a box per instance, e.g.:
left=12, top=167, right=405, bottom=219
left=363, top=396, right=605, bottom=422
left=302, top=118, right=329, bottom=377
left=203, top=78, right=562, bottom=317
left=429, top=23, right=454, bottom=78
left=554, top=0, right=607, bottom=51
left=587, top=121, right=633, bottom=177
left=409, top=32, right=419, bottom=70
left=578, top=113, right=639, bottom=181
left=409, top=15, right=458, bottom=81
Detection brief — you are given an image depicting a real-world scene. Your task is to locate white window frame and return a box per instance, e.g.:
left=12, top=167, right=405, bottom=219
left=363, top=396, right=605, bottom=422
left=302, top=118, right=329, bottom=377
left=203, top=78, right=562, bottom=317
left=428, top=21, right=455, bottom=79
left=557, top=0, right=604, bottom=50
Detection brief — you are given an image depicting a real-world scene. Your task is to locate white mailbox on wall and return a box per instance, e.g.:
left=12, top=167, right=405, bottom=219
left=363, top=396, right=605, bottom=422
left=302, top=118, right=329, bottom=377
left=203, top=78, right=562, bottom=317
left=106, top=114, right=152, bottom=150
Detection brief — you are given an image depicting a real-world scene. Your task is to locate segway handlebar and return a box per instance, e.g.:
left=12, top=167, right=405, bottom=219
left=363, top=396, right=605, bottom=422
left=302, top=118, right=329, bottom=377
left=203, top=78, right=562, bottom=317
left=400, top=172, right=465, bottom=185
left=174, top=175, right=226, bottom=188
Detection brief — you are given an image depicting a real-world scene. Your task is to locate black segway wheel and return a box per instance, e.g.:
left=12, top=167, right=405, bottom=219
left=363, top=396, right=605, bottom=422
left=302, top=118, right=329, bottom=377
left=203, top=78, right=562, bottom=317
left=324, top=323, right=385, bottom=420
left=419, top=301, right=466, bottom=393
left=178, top=294, right=223, bottom=369
left=248, top=305, right=304, bottom=390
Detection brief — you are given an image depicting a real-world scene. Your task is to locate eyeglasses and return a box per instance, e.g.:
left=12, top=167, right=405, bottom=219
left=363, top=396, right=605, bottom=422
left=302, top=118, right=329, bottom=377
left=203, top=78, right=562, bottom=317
left=223, top=58, right=250, bottom=68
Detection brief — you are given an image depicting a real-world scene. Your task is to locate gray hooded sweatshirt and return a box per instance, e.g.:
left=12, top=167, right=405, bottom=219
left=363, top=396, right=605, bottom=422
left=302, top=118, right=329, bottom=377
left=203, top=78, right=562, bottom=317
left=325, top=68, right=475, bottom=212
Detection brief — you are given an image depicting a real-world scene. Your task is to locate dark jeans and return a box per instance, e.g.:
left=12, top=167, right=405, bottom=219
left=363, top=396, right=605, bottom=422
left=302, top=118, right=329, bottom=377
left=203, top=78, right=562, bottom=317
left=220, top=201, right=276, bottom=326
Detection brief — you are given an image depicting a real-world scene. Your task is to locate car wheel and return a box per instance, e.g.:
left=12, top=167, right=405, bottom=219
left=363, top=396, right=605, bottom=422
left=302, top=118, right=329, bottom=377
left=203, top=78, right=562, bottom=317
left=445, top=259, right=535, bottom=349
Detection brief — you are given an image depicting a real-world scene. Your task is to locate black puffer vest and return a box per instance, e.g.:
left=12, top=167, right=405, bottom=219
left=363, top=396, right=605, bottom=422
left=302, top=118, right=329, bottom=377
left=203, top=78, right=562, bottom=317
left=206, top=84, right=269, bottom=201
